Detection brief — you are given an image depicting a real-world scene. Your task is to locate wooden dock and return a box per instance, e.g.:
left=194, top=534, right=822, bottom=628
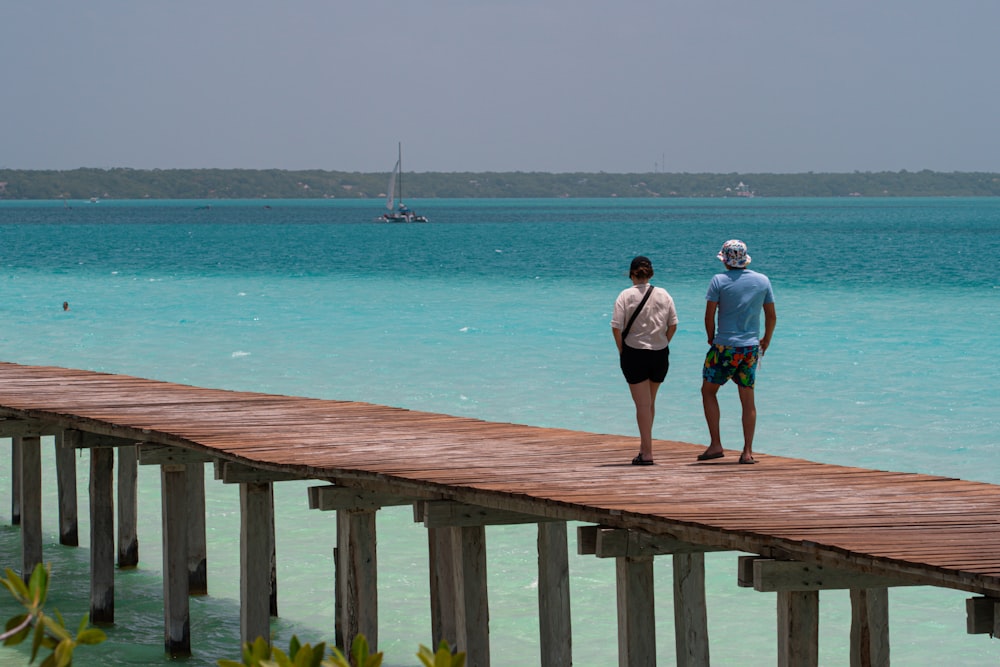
left=1, top=361, right=998, bottom=666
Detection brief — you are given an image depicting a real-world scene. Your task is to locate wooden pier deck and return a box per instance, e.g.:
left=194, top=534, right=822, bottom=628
left=1, top=360, right=999, bottom=665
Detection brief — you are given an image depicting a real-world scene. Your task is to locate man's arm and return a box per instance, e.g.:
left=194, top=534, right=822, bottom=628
left=704, top=301, right=718, bottom=346
left=612, top=327, right=623, bottom=354
left=761, top=302, right=777, bottom=353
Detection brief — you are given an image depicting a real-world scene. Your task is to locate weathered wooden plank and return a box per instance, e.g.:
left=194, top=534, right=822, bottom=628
left=76, top=431, right=145, bottom=449
left=591, top=526, right=725, bottom=558
left=217, top=461, right=303, bottom=483
left=308, top=485, right=417, bottom=511
left=0, top=418, right=54, bottom=437
left=139, top=444, right=215, bottom=465
left=745, top=557, right=916, bottom=592
left=419, top=500, right=554, bottom=528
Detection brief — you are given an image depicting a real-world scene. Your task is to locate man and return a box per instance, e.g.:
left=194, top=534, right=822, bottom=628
left=697, top=240, right=776, bottom=464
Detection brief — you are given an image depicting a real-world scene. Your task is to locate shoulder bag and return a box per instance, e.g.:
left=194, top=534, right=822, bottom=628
left=621, top=285, right=655, bottom=346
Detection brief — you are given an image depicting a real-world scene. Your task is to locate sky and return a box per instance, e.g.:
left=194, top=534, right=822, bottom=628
left=3, top=1, right=999, bottom=174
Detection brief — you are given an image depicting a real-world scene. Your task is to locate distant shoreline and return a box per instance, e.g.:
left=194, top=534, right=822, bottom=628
left=1, top=168, right=999, bottom=199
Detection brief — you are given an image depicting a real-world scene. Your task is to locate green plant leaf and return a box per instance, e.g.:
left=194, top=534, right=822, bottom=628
left=308, top=642, right=327, bottom=667
left=5, top=570, right=31, bottom=605
left=76, top=611, right=90, bottom=636
left=27, top=564, right=50, bottom=608
left=2, top=613, right=32, bottom=645
left=40, top=614, right=72, bottom=642
left=326, top=645, right=350, bottom=667
left=31, top=615, right=46, bottom=662
left=250, top=636, right=272, bottom=661
left=0, top=569, right=29, bottom=603
left=53, top=638, right=75, bottom=667
left=76, top=627, right=107, bottom=645
left=350, top=634, right=370, bottom=664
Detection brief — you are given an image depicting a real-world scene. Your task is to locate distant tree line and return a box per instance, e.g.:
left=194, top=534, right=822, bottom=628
left=1, top=167, right=999, bottom=200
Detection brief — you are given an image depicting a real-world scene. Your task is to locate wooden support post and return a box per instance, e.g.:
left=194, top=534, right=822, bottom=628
left=850, top=587, right=889, bottom=667
left=161, top=464, right=191, bottom=657
left=579, top=525, right=716, bottom=667
left=240, top=482, right=273, bottom=647
left=19, top=435, right=42, bottom=581
left=335, top=511, right=348, bottom=648
left=117, top=444, right=139, bottom=568
left=55, top=431, right=79, bottom=546
left=965, top=595, right=1000, bottom=635
left=615, top=554, right=655, bottom=667
left=90, top=446, right=115, bottom=624
left=428, top=526, right=459, bottom=650
left=537, top=521, right=572, bottom=667
left=186, top=462, right=208, bottom=595
left=11, top=436, right=21, bottom=526
left=673, top=552, right=709, bottom=666
left=270, top=492, right=278, bottom=618
left=777, top=590, right=819, bottom=667
left=453, top=525, right=490, bottom=667
left=336, top=509, right=379, bottom=651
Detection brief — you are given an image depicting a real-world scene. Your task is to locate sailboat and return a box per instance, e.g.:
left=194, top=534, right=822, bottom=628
left=377, top=142, right=428, bottom=223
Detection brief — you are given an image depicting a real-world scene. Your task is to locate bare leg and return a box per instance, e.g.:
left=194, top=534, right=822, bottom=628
left=629, top=380, right=660, bottom=461
left=737, top=385, right=756, bottom=461
left=700, top=380, right=724, bottom=457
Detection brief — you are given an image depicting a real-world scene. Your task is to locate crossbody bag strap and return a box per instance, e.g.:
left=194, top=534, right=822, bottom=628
left=621, top=285, right=654, bottom=342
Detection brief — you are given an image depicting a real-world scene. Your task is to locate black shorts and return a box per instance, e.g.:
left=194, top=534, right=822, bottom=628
left=620, top=344, right=670, bottom=384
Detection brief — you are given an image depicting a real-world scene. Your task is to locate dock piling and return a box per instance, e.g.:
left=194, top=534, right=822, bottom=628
left=161, top=463, right=191, bottom=657
left=18, top=435, right=42, bottom=582
left=90, top=445, right=115, bottom=624
left=55, top=431, right=79, bottom=546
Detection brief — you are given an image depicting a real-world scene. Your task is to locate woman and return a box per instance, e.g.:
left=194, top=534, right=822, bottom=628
left=611, top=256, right=678, bottom=465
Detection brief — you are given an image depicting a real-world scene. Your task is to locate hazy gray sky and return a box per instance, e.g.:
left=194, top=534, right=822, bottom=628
left=4, top=1, right=998, bottom=173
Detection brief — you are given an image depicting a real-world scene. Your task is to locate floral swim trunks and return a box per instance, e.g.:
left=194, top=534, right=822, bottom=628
left=703, top=344, right=760, bottom=387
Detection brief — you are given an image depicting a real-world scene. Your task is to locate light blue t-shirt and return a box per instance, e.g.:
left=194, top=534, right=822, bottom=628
left=706, top=268, right=774, bottom=347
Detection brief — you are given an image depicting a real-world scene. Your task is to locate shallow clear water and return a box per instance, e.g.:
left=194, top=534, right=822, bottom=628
left=0, top=197, right=997, bottom=665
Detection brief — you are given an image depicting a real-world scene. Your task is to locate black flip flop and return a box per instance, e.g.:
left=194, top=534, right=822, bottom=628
left=631, top=455, right=654, bottom=466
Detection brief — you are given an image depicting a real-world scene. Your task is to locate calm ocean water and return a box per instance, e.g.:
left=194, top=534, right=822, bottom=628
left=0, top=197, right=997, bottom=665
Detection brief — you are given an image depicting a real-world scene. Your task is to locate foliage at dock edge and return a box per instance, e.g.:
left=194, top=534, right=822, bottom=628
left=217, top=633, right=466, bottom=667
left=0, top=563, right=107, bottom=666
left=0, top=565, right=465, bottom=667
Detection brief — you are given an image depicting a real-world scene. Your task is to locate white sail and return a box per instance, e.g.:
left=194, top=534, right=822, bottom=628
left=385, top=159, right=399, bottom=211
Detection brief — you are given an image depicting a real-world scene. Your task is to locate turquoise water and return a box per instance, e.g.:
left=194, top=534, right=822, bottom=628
left=0, top=197, right=998, bottom=665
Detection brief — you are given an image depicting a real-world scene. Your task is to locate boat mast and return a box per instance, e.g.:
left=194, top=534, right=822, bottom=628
left=397, top=142, right=403, bottom=207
